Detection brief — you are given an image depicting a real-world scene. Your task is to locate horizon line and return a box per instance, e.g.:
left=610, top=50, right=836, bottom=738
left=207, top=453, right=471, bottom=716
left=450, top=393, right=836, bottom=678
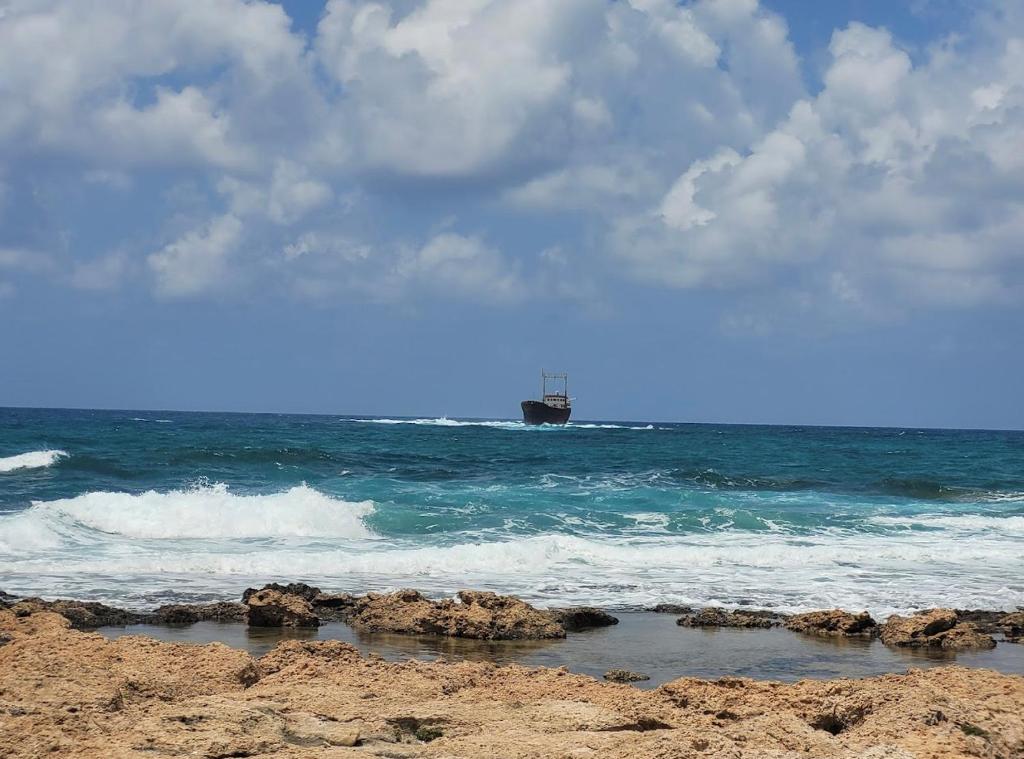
left=1, top=404, right=1021, bottom=434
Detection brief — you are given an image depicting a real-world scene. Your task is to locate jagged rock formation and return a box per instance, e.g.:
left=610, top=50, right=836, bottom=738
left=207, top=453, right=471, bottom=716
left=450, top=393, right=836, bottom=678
left=547, top=606, right=619, bottom=631
left=881, top=608, right=996, bottom=650
left=245, top=589, right=320, bottom=628
left=785, top=609, right=878, bottom=638
left=604, top=669, right=651, bottom=683
left=676, top=607, right=782, bottom=629
left=346, top=589, right=567, bottom=640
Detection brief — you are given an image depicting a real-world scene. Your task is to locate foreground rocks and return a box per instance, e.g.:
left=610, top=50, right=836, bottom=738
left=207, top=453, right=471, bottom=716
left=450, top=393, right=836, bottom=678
left=3, top=607, right=1023, bottom=759
left=881, top=608, right=996, bottom=650
left=346, top=589, right=567, bottom=640
left=676, top=607, right=782, bottom=629
left=785, top=609, right=878, bottom=638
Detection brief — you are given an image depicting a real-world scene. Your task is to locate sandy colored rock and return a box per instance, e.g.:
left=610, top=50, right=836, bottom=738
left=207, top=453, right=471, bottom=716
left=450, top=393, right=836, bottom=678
left=3, top=606, right=1024, bottom=758
left=246, top=589, right=320, bottom=628
left=347, top=589, right=566, bottom=640
left=1000, top=611, right=1024, bottom=643
left=882, top=608, right=996, bottom=649
left=9, top=597, right=143, bottom=628
left=785, top=609, right=878, bottom=638
left=676, top=607, right=780, bottom=629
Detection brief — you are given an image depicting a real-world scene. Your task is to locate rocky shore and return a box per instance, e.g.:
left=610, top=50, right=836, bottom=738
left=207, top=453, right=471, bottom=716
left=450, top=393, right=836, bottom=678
left=2, top=603, right=1023, bottom=758
left=1, top=585, right=1020, bottom=650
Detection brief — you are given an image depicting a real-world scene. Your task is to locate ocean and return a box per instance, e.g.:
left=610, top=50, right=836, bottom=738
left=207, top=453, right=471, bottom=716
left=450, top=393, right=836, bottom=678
left=1, top=407, right=1022, bottom=615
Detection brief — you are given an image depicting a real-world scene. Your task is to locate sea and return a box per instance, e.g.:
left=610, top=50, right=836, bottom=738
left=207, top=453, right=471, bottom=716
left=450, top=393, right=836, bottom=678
left=1, top=407, right=1022, bottom=616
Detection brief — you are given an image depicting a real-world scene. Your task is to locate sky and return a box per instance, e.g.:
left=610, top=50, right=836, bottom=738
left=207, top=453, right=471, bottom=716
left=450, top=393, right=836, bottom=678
left=1, top=0, right=1022, bottom=429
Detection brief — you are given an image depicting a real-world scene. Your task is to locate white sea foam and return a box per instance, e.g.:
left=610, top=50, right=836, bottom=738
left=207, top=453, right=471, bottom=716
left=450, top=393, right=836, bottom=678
left=869, top=513, right=1024, bottom=532
left=0, top=449, right=67, bottom=473
left=0, top=483, right=375, bottom=549
left=2, top=496, right=1022, bottom=615
left=350, top=417, right=656, bottom=430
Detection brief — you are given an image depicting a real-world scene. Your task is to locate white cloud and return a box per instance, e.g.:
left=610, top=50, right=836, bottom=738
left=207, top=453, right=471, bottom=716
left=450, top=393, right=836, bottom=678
left=397, top=232, right=525, bottom=302
left=610, top=11, right=1024, bottom=312
left=148, top=214, right=243, bottom=296
left=0, top=0, right=1021, bottom=321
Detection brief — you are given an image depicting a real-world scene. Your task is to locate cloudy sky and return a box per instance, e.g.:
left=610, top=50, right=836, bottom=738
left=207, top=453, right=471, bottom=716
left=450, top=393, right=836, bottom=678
left=1, top=0, right=1022, bottom=428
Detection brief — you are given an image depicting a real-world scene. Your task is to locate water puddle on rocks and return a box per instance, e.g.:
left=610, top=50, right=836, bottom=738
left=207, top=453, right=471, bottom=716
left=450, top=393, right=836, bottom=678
left=99, top=612, right=1024, bottom=689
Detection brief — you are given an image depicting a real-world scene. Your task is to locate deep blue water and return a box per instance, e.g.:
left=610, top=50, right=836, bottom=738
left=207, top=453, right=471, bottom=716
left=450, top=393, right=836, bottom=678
left=1, top=407, right=1022, bottom=613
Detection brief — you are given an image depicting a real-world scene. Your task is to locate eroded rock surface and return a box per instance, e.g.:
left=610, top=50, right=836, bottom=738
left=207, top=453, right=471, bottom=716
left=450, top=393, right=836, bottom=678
left=8, top=598, right=144, bottom=628
left=676, top=607, right=781, bottom=629
left=246, top=589, right=320, bottom=628
left=881, top=608, right=996, bottom=649
left=3, top=606, right=1023, bottom=759
left=547, top=606, right=619, bottom=631
left=147, top=602, right=248, bottom=625
left=347, top=589, right=566, bottom=640
left=604, top=669, right=650, bottom=683
left=999, top=611, right=1024, bottom=643
left=785, top=609, right=878, bottom=638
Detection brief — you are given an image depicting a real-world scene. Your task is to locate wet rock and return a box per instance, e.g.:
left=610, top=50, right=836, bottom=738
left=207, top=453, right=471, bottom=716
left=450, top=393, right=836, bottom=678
left=9, top=598, right=143, bottom=628
left=346, top=589, right=565, bottom=640
left=147, top=602, right=248, bottom=625
left=246, top=590, right=319, bottom=628
left=241, top=582, right=323, bottom=603
left=881, top=609, right=995, bottom=649
left=311, top=592, right=357, bottom=622
left=651, top=604, right=694, bottom=615
left=676, top=608, right=780, bottom=629
left=785, top=610, right=877, bottom=638
left=939, top=623, right=997, bottom=650
left=998, top=611, right=1024, bottom=643
left=604, top=669, right=650, bottom=683
left=0, top=590, right=16, bottom=608
left=954, top=609, right=1008, bottom=634
left=548, top=607, right=619, bottom=631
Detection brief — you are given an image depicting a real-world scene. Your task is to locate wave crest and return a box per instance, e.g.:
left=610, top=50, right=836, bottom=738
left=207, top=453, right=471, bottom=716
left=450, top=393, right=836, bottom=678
left=0, top=449, right=68, bottom=473
left=6, top=483, right=375, bottom=542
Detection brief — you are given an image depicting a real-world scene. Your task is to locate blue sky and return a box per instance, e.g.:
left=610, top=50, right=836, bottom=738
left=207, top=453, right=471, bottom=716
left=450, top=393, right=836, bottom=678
left=1, top=0, right=1022, bottom=428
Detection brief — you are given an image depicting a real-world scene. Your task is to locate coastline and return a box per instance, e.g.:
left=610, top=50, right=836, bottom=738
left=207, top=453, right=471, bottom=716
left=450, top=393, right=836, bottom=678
left=3, top=599, right=1023, bottom=758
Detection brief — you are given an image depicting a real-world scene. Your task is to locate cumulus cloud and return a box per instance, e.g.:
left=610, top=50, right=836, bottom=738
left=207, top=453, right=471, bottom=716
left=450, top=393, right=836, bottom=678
left=148, top=214, right=243, bottom=296
left=611, top=11, right=1024, bottom=314
left=0, top=0, right=1021, bottom=322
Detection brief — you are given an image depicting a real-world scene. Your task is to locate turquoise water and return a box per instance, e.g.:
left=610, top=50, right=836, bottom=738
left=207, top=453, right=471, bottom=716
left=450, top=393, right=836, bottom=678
left=1, top=408, right=1022, bottom=614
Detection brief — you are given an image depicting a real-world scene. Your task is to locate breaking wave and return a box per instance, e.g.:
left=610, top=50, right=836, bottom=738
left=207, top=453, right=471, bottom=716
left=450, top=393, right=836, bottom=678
left=0, top=483, right=375, bottom=549
left=0, top=449, right=67, bottom=473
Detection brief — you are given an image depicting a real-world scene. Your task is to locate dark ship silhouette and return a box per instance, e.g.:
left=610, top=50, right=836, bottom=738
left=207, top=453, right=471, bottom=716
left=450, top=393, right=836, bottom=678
left=521, top=371, right=571, bottom=425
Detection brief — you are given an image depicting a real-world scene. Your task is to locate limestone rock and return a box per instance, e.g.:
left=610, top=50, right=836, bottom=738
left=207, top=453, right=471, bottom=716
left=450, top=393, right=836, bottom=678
left=9, top=598, right=143, bottom=628
left=548, top=606, right=619, bottom=631
left=604, top=669, right=650, bottom=683
left=346, top=589, right=565, bottom=640
left=284, top=714, right=361, bottom=747
left=676, top=607, right=780, bottom=629
left=246, top=590, right=319, bottom=628
left=242, top=582, right=323, bottom=603
left=148, top=602, right=248, bottom=625
left=881, top=609, right=995, bottom=649
left=999, top=611, right=1024, bottom=643
left=785, top=609, right=878, bottom=638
